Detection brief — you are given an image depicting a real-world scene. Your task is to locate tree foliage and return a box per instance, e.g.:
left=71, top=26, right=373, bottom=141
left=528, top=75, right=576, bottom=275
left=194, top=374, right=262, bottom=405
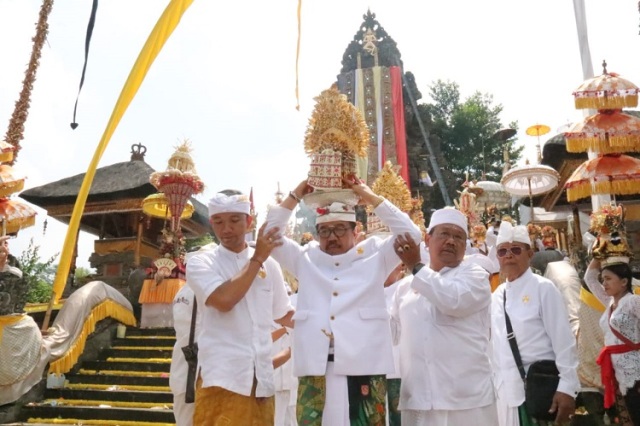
left=406, top=80, right=524, bottom=209
left=18, top=238, right=58, bottom=303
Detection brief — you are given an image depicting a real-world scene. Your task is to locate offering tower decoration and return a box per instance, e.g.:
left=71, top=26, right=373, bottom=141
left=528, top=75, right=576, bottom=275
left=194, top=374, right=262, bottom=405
left=303, top=86, right=368, bottom=208
left=138, top=141, right=204, bottom=327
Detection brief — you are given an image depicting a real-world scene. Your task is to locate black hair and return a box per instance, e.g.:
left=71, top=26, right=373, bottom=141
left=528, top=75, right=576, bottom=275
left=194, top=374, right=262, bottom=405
left=315, top=222, right=357, bottom=232
left=218, top=189, right=243, bottom=196
left=602, top=262, right=633, bottom=293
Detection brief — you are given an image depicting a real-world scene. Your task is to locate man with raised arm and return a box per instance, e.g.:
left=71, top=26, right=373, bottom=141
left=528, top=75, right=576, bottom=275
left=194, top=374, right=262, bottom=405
left=266, top=178, right=422, bottom=425
left=187, top=190, right=294, bottom=426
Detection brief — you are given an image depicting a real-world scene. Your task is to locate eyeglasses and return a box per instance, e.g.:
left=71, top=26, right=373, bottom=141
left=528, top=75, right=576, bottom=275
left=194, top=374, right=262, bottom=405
left=497, top=246, right=525, bottom=257
left=317, top=226, right=350, bottom=238
left=433, top=230, right=466, bottom=243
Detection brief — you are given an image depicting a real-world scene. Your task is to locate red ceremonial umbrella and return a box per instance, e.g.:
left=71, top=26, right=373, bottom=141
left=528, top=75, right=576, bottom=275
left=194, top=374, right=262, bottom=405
left=564, top=154, right=640, bottom=202
left=565, top=110, right=640, bottom=154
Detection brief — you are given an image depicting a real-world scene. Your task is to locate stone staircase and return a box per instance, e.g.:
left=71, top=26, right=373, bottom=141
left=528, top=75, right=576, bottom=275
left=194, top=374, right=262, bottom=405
left=15, top=327, right=177, bottom=426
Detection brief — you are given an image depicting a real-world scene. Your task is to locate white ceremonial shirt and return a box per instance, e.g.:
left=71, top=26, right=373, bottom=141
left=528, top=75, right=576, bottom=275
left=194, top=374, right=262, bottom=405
left=186, top=244, right=293, bottom=397
left=390, top=260, right=495, bottom=411
left=492, top=268, right=580, bottom=408
left=544, top=260, right=581, bottom=336
left=384, top=278, right=403, bottom=380
left=266, top=199, right=422, bottom=377
left=169, top=285, right=200, bottom=396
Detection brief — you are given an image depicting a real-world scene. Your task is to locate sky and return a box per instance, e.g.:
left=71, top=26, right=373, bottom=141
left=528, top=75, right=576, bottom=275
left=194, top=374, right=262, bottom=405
left=0, top=0, right=639, bottom=269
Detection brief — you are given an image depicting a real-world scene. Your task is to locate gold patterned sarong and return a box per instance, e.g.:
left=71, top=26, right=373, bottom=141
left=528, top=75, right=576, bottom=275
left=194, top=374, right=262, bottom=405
left=194, top=376, right=274, bottom=426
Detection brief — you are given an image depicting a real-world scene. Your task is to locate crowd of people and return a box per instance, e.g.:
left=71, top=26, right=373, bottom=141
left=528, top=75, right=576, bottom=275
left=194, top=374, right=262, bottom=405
left=168, top=179, right=640, bottom=426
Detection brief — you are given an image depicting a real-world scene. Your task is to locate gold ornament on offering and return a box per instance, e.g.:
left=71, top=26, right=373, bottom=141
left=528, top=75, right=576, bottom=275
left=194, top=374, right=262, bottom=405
left=367, top=162, right=412, bottom=235
left=304, top=86, right=369, bottom=192
left=589, top=203, right=633, bottom=265
left=471, top=224, right=487, bottom=247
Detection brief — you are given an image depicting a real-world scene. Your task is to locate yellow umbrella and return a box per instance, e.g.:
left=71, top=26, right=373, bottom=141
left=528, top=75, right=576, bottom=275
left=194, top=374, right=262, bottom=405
left=526, top=124, right=551, bottom=163
left=142, top=193, right=194, bottom=219
left=0, top=199, right=36, bottom=234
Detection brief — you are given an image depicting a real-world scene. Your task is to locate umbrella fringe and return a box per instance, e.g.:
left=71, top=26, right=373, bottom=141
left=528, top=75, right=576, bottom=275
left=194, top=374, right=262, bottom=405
left=565, top=136, right=640, bottom=153
left=566, top=180, right=640, bottom=202
left=574, top=95, right=638, bottom=110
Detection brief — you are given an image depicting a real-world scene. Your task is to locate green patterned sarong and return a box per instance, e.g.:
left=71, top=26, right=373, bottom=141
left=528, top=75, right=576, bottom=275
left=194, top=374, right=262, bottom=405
left=296, top=374, right=387, bottom=426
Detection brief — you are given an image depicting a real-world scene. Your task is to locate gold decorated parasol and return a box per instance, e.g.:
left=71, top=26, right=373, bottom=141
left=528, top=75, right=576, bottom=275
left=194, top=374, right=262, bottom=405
left=526, top=124, right=551, bottom=163
left=564, top=110, right=640, bottom=154
left=0, top=165, right=25, bottom=198
left=142, top=193, right=194, bottom=219
left=572, top=61, right=640, bottom=110
left=564, top=154, right=640, bottom=202
left=0, top=141, right=15, bottom=164
left=501, top=162, right=559, bottom=221
left=0, top=199, right=36, bottom=234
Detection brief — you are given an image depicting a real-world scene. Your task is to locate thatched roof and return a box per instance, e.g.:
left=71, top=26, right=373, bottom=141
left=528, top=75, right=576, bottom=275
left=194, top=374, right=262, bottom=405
left=19, top=159, right=211, bottom=237
left=20, top=160, right=157, bottom=206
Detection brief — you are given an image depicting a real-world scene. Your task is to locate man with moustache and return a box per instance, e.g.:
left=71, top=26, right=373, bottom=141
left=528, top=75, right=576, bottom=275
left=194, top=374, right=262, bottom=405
left=265, top=178, right=422, bottom=425
left=391, top=208, right=497, bottom=426
left=491, top=221, right=578, bottom=426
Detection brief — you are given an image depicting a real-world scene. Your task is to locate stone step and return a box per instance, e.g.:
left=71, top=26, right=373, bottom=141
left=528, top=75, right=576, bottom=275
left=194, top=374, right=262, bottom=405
left=101, top=347, right=173, bottom=359
left=125, top=327, right=175, bottom=337
left=81, top=360, right=171, bottom=373
left=44, top=388, right=173, bottom=404
left=19, top=405, right=174, bottom=424
left=112, top=337, right=176, bottom=348
left=65, top=373, right=169, bottom=387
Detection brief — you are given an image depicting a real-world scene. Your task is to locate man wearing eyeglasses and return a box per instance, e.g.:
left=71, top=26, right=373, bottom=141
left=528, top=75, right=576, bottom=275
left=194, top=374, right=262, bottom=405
left=490, top=221, right=578, bottom=426
left=265, top=178, right=422, bottom=426
left=391, top=208, right=498, bottom=425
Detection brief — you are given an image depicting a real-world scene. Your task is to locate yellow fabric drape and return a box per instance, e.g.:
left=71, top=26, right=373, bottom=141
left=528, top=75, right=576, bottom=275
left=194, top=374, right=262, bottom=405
left=580, top=286, right=606, bottom=313
left=138, top=278, right=185, bottom=304
left=295, top=0, right=302, bottom=111
left=51, top=0, right=194, bottom=302
left=48, top=299, right=136, bottom=375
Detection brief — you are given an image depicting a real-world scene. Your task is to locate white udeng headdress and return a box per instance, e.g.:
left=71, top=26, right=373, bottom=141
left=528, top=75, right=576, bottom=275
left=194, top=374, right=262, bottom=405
left=496, top=221, right=530, bottom=246
left=427, top=208, right=468, bottom=237
left=315, top=202, right=356, bottom=225
left=208, top=193, right=251, bottom=217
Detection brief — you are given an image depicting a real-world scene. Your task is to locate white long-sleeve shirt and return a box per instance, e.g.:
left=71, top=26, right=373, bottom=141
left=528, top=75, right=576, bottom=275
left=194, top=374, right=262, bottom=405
left=266, top=199, right=422, bottom=377
left=390, top=260, right=494, bottom=411
left=186, top=244, right=292, bottom=397
left=491, top=269, right=580, bottom=407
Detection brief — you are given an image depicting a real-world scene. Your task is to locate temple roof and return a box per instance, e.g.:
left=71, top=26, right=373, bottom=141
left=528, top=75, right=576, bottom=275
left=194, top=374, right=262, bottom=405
left=20, top=157, right=211, bottom=237
left=20, top=160, right=157, bottom=206
left=340, top=10, right=403, bottom=73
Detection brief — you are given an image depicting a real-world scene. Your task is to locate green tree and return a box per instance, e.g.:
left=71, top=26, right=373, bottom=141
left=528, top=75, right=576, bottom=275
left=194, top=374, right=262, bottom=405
left=408, top=80, right=524, bottom=209
left=18, top=238, right=58, bottom=303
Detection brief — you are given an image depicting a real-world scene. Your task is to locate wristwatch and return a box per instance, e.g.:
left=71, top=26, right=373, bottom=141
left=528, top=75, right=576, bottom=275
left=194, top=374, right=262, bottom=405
left=412, top=262, right=425, bottom=276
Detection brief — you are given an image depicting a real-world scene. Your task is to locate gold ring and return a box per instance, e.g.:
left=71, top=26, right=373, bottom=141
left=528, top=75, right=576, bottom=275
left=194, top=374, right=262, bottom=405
left=403, top=244, right=410, bottom=251
left=268, top=237, right=273, bottom=242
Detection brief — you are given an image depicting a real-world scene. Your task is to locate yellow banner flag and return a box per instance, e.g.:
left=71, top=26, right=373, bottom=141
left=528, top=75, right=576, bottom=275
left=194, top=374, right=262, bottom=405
left=51, top=0, right=194, bottom=302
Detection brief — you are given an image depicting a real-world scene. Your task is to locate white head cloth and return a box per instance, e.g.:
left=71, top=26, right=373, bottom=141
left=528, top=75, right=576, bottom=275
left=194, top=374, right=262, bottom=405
left=496, top=221, right=530, bottom=246
left=315, top=202, right=356, bottom=225
left=427, top=208, right=468, bottom=237
left=208, top=193, right=251, bottom=217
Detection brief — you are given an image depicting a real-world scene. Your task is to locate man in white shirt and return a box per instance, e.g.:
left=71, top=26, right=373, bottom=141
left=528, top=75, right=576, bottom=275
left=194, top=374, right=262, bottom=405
left=266, top=179, right=422, bottom=425
left=491, top=221, right=579, bottom=426
left=391, top=208, right=497, bottom=426
left=170, top=284, right=198, bottom=426
left=187, top=190, right=294, bottom=425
